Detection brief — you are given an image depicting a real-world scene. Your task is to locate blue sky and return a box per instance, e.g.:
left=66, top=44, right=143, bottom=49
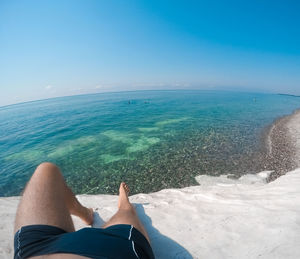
left=0, top=0, right=299, bottom=106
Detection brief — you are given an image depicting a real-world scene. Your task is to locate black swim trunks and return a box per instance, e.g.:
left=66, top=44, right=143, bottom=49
left=14, top=224, right=154, bottom=259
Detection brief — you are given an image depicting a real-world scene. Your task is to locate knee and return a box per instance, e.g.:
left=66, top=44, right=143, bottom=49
left=33, top=162, right=62, bottom=180
left=36, top=162, right=59, bottom=172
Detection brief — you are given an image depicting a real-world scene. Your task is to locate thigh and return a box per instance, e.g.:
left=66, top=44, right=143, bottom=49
left=14, top=163, right=75, bottom=233
left=103, top=208, right=150, bottom=243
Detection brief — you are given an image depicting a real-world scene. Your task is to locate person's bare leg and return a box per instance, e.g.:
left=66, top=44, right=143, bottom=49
left=14, top=162, right=93, bottom=233
left=102, top=182, right=150, bottom=243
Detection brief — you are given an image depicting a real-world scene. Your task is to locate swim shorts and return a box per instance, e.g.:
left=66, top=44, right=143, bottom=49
left=14, top=224, right=154, bottom=259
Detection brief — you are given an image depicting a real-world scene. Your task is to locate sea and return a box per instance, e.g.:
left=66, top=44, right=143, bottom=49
left=1, top=90, right=300, bottom=197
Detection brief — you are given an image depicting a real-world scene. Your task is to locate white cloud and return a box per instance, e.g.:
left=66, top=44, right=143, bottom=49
left=94, top=84, right=114, bottom=91
left=45, top=85, right=53, bottom=90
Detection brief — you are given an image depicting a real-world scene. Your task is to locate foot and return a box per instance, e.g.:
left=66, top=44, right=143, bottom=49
left=80, top=207, right=94, bottom=225
left=118, top=182, right=132, bottom=210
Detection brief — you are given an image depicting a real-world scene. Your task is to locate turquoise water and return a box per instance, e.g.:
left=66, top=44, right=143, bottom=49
left=1, top=90, right=300, bottom=196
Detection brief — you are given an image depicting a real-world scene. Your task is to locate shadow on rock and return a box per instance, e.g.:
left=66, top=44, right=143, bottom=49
left=134, top=203, right=193, bottom=259
left=92, top=211, right=105, bottom=228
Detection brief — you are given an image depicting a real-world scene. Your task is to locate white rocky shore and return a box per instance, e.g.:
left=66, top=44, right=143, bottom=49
left=1, top=168, right=300, bottom=259
left=1, top=112, right=300, bottom=259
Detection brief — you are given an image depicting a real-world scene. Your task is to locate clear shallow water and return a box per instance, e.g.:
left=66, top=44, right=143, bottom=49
left=1, top=90, right=300, bottom=196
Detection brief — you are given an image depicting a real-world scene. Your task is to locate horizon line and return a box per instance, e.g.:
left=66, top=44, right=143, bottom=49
left=0, top=88, right=283, bottom=109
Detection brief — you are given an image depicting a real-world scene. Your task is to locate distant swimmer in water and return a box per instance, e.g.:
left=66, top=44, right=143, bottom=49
left=13, top=162, right=154, bottom=259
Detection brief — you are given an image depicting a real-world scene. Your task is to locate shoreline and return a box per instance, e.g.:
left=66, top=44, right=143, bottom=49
left=262, top=109, right=300, bottom=181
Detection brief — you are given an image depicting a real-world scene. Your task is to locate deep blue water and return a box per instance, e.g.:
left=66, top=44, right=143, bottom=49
left=1, top=90, right=300, bottom=196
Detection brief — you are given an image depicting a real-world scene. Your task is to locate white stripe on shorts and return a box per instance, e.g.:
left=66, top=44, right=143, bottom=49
left=128, top=225, right=133, bottom=240
left=132, top=241, right=139, bottom=258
